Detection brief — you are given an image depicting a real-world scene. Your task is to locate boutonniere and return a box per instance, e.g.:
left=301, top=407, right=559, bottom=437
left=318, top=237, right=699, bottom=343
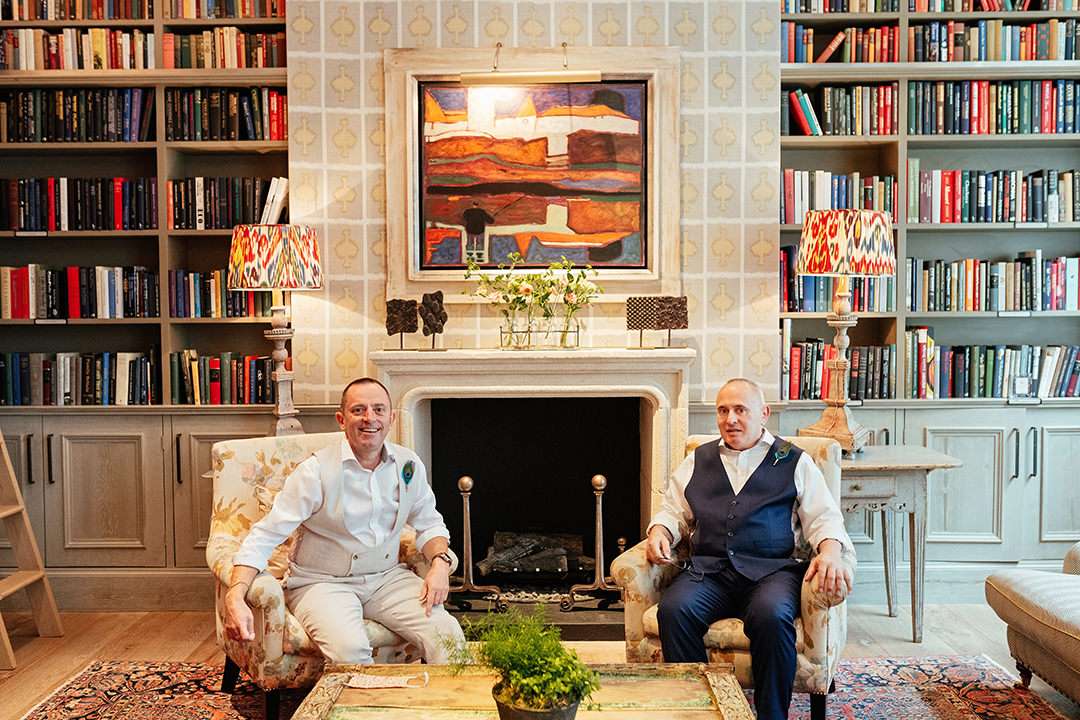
left=773, top=441, right=792, bottom=466
left=402, top=460, right=414, bottom=486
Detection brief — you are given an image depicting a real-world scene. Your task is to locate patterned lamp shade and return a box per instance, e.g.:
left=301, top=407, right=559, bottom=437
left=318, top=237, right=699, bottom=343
left=795, top=209, right=895, bottom=277
left=227, top=224, right=323, bottom=290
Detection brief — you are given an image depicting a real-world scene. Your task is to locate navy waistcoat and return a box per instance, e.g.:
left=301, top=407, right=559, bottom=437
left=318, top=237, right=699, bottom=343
left=684, top=437, right=802, bottom=581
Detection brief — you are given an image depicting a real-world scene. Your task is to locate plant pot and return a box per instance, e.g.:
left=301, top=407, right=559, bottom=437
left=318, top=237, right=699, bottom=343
left=492, top=689, right=580, bottom=720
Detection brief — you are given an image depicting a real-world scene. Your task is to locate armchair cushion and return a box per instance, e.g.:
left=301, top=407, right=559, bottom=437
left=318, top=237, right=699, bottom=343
left=610, top=434, right=854, bottom=695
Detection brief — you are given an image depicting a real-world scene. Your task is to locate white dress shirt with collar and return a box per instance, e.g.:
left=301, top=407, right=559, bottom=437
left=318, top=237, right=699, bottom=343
left=233, top=437, right=449, bottom=573
left=647, top=430, right=851, bottom=559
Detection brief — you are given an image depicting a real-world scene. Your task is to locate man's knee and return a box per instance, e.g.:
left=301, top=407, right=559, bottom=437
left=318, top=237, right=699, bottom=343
left=320, top=631, right=374, bottom=664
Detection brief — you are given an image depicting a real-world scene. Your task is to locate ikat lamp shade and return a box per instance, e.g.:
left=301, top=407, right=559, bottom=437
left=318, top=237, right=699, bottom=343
left=795, top=209, right=895, bottom=278
left=227, top=224, right=323, bottom=291
left=794, top=209, right=895, bottom=454
left=226, top=224, right=322, bottom=437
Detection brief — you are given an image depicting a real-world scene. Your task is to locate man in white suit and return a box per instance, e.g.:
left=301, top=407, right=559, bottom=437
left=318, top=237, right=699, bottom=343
left=223, top=377, right=465, bottom=663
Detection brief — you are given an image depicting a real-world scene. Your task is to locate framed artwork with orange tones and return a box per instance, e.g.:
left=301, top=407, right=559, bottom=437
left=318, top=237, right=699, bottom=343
left=418, top=81, right=648, bottom=271
left=385, top=47, right=681, bottom=302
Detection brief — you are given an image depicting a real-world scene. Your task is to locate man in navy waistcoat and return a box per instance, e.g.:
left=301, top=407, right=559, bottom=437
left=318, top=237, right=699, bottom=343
left=646, top=378, right=852, bottom=720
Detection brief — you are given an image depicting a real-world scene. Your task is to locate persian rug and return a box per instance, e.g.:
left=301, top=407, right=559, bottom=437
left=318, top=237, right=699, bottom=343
left=17, top=655, right=1071, bottom=720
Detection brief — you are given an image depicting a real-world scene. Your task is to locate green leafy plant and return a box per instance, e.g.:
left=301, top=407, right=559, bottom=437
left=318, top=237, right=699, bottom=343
left=447, top=605, right=600, bottom=711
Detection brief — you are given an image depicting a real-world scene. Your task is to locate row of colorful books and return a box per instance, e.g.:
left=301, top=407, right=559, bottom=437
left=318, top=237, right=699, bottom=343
left=780, top=168, right=899, bottom=225
left=907, top=253, right=1080, bottom=312
left=167, top=269, right=281, bottom=318
left=904, top=328, right=1080, bottom=400
left=782, top=0, right=1071, bottom=13
left=781, top=247, right=897, bottom=312
left=164, top=86, right=287, bottom=142
left=910, top=18, right=1078, bottom=62
left=164, top=175, right=281, bottom=231
left=907, top=79, right=1079, bottom=136
left=906, top=163, right=1080, bottom=224
left=780, top=331, right=898, bottom=401
left=782, top=0, right=901, bottom=11
left=169, top=349, right=275, bottom=405
left=1, top=176, right=157, bottom=232
left=0, top=27, right=155, bottom=71
left=1, top=87, right=155, bottom=144
left=161, top=29, right=285, bottom=69
left=783, top=83, right=900, bottom=136
left=783, top=25, right=900, bottom=64
left=0, top=0, right=153, bottom=22
left=0, top=349, right=159, bottom=406
left=0, top=264, right=158, bottom=320
left=165, top=0, right=283, bottom=20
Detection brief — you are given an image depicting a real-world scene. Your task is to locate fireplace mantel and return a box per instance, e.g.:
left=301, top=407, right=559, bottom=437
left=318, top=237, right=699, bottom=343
left=371, top=348, right=696, bottom=529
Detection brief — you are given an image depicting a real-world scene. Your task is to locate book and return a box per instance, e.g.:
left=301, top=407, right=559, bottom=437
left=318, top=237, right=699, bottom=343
left=815, top=31, right=846, bottom=63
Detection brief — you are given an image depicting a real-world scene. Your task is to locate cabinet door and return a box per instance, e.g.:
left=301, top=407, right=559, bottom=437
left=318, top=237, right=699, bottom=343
left=903, top=408, right=1025, bottom=563
left=0, top=416, right=44, bottom=568
left=43, top=415, right=166, bottom=567
left=171, top=414, right=275, bottom=568
left=1021, top=408, right=1080, bottom=561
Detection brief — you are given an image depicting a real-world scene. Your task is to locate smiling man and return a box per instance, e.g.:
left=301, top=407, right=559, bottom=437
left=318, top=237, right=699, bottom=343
left=223, top=377, right=465, bottom=664
left=645, top=378, right=852, bottom=720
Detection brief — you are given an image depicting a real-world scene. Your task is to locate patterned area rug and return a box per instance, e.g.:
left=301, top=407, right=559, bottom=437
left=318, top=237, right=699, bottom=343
left=18, top=655, right=1069, bottom=720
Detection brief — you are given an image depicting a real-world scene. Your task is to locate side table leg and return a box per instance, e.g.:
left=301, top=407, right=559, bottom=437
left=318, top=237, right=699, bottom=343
left=881, top=510, right=898, bottom=618
left=909, top=510, right=925, bottom=643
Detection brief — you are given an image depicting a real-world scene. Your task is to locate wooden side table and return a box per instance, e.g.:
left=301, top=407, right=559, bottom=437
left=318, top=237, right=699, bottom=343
left=840, top=444, right=962, bottom=643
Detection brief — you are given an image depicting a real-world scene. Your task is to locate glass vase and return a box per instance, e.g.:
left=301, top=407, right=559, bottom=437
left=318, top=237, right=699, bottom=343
left=499, top=315, right=534, bottom=349
left=554, top=316, right=580, bottom=348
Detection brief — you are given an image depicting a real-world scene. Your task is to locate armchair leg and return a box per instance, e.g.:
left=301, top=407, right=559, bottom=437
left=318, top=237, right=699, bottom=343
left=221, top=656, right=240, bottom=693
left=264, top=688, right=281, bottom=720
left=809, top=680, right=835, bottom=720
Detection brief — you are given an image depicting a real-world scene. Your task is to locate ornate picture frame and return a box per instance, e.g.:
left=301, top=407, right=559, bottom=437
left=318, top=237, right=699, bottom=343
left=384, top=46, right=681, bottom=303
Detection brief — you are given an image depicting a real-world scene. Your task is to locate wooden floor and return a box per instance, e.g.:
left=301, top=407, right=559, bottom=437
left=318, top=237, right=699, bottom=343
left=1, top=604, right=1077, bottom=720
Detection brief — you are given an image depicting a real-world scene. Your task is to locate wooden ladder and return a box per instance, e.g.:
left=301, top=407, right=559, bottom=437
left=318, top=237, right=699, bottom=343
left=0, top=428, right=62, bottom=669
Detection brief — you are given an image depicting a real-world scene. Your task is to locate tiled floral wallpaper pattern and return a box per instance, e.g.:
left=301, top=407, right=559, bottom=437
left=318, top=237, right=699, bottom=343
left=285, top=1, right=780, bottom=405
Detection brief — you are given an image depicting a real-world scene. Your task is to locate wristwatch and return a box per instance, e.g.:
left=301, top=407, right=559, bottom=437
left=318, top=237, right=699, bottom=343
left=432, top=551, right=453, bottom=567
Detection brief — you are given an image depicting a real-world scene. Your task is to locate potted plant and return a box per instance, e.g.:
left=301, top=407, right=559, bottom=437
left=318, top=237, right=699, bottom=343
left=448, top=605, right=600, bottom=720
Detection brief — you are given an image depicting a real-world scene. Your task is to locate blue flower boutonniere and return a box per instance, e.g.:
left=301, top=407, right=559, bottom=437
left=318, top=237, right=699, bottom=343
left=402, top=460, right=414, bottom=486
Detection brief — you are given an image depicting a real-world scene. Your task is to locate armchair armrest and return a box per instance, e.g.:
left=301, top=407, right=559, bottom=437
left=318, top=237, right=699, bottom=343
left=400, top=526, right=459, bottom=576
left=610, top=539, right=682, bottom=640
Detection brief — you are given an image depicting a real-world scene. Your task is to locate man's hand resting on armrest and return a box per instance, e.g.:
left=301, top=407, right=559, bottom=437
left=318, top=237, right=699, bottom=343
left=804, top=538, right=853, bottom=596
left=646, top=525, right=676, bottom=565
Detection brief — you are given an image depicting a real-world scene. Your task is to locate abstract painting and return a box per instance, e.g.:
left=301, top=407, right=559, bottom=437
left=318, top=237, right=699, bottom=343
left=417, top=81, right=647, bottom=271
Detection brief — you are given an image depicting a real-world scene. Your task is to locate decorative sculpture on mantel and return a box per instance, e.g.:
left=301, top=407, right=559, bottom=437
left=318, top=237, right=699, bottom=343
left=419, top=291, right=448, bottom=350
left=385, top=298, right=418, bottom=349
left=626, top=296, right=688, bottom=347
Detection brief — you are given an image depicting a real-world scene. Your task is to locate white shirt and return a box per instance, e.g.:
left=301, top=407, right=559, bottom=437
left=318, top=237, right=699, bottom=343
left=233, top=437, right=449, bottom=572
left=648, top=430, right=851, bottom=558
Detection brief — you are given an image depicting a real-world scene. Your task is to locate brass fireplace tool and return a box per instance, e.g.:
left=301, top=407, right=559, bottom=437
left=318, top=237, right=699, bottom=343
left=448, top=475, right=508, bottom=612
left=560, top=474, right=622, bottom=611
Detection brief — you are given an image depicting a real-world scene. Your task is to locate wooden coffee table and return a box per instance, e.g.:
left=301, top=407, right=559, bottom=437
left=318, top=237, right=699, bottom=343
left=291, top=662, right=754, bottom=719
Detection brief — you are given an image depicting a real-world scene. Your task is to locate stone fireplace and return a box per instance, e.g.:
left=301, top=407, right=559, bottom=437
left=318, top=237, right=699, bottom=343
left=371, top=348, right=695, bottom=534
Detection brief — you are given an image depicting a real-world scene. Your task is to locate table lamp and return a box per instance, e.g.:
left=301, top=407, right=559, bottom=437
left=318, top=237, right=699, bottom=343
left=228, top=224, right=323, bottom=436
left=794, top=208, right=895, bottom=453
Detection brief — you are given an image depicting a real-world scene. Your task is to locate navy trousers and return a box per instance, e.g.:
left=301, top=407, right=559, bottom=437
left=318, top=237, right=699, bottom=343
left=656, top=560, right=807, bottom=720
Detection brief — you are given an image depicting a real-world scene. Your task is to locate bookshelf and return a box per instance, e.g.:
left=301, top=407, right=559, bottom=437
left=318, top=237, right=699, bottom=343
left=779, top=3, right=1080, bottom=571
left=0, top=0, right=303, bottom=605
left=0, top=2, right=289, bottom=407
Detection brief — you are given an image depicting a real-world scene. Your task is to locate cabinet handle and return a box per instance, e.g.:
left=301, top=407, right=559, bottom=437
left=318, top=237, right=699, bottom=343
left=46, top=434, right=55, bottom=484
left=880, top=428, right=890, bottom=445
left=175, top=434, right=182, bottom=485
left=25, top=434, right=34, bottom=484
left=1028, top=426, right=1038, bottom=480
left=1008, top=428, right=1019, bottom=481
left=851, top=484, right=862, bottom=492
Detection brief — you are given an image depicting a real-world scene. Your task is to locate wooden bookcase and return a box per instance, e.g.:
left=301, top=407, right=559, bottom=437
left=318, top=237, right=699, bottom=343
left=779, top=6, right=1080, bottom=576
left=0, top=9, right=288, bottom=407
left=0, top=3, right=302, bottom=608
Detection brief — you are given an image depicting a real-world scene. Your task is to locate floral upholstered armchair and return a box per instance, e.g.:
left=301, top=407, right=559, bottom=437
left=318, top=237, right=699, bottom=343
left=610, top=435, right=855, bottom=720
left=206, top=432, right=456, bottom=720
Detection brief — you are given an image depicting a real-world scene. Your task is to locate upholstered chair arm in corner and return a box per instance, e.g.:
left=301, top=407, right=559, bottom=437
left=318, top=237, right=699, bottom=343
left=1064, top=541, right=1080, bottom=575
left=243, top=572, right=290, bottom=666
left=797, top=547, right=856, bottom=694
left=400, top=526, right=459, bottom=576
left=610, top=539, right=682, bottom=660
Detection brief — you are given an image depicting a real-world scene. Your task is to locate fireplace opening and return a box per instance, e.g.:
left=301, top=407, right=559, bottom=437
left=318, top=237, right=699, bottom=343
left=430, top=396, right=641, bottom=595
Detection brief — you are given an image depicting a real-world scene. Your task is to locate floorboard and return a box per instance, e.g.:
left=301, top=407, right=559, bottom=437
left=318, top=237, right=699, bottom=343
left=0, top=605, right=1076, bottom=720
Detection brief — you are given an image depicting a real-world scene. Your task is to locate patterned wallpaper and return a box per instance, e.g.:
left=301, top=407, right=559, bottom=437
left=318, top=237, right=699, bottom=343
left=284, top=1, right=781, bottom=406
